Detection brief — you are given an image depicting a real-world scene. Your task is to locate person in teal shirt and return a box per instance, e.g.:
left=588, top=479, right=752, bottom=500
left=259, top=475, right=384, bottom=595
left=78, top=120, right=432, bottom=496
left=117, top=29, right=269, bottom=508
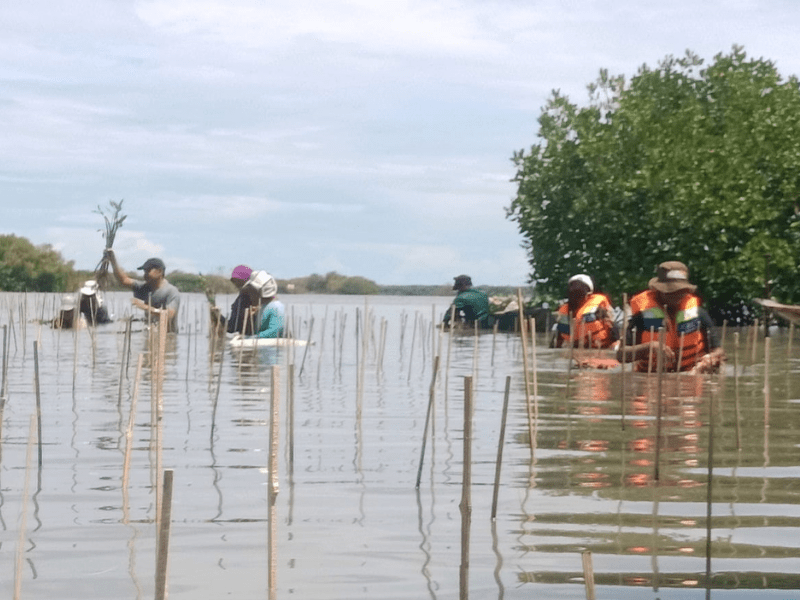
left=243, top=271, right=285, bottom=338
left=442, top=274, right=491, bottom=328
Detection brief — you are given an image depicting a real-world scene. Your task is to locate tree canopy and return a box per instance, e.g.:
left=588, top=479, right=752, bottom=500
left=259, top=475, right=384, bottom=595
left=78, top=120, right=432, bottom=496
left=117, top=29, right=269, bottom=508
left=0, top=234, right=75, bottom=292
left=507, top=46, right=800, bottom=319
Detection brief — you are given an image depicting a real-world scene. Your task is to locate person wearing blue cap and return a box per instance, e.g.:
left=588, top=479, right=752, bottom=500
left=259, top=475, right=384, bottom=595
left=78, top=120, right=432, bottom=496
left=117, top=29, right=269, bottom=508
left=105, top=249, right=181, bottom=331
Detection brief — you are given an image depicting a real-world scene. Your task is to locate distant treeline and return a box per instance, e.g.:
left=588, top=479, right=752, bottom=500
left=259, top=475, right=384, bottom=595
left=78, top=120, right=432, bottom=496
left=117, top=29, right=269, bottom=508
left=0, top=235, right=516, bottom=297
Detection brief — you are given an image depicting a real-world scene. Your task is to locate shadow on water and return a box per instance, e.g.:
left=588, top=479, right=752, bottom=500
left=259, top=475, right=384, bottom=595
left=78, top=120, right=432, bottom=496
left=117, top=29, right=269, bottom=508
left=0, top=292, right=799, bottom=599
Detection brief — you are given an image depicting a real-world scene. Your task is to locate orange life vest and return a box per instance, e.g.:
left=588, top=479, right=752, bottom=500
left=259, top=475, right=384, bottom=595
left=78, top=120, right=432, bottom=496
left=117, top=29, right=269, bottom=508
left=629, top=290, right=707, bottom=372
left=556, top=293, right=615, bottom=348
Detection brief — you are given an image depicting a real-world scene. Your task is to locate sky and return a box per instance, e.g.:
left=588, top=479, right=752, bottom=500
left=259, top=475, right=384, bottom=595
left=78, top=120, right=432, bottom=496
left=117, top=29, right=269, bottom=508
left=2, top=1, right=799, bottom=286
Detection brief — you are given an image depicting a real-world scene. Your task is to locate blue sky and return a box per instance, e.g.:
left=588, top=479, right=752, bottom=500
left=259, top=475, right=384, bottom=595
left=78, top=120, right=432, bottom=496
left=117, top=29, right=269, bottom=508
left=2, top=1, right=798, bottom=285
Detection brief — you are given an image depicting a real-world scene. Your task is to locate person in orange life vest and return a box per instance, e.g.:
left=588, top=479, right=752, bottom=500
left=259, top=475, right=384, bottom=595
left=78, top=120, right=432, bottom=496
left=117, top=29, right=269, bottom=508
left=616, top=261, right=725, bottom=373
left=552, top=274, right=619, bottom=349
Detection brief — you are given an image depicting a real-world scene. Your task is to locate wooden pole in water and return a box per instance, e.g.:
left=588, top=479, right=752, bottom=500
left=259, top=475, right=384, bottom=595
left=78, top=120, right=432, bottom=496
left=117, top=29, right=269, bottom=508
left=122, top=354, right=144, bottom=520
left=582, top=550, right=596, bottom=600
left=415, top=355, right=440, bottom=489
left=788, top=323, right=794, bottom=360
left=491, top=376, right=511, bottom=520
left=751, top=319, right=759, bottom=364
left=33, top=341, right=43, bottom=468
left=287, top=363, right=295, bottom=478
left=704, top=389, right=715, bottom=596
left=516, top=289, right=535, bottom=459
left=269, top=365, right=280, bottom=496
left=459, top=376, right=473, bottom=600
left=268, top=365, right=280, bottom=600
left=491, top=319, right=498, bottom=366
left=733, top=332, right=741, bottom=452
left=13, top=415, right=36, bottom=600
left=529, top=318, right=538, bottom=421
left=1, top=324, right=7, bottom=399
left=155, top=469, right=174, bottom=600
left=620, top=295, right=628, bottom=431
left=654, top=326, right=665, bottom=482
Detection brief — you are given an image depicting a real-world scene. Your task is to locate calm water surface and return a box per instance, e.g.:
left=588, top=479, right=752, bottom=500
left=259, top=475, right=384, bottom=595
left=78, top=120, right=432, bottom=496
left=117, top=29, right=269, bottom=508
left=0, top=292, right=799, bottom=599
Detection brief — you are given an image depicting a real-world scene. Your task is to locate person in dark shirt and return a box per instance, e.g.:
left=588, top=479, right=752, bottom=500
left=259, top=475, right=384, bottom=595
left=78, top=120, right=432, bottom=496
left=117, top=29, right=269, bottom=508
left=442, top=274, right=491, bottom=328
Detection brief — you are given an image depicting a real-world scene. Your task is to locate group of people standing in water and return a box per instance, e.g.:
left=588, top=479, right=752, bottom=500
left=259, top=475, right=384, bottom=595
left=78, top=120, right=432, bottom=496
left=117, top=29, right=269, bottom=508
left=553, top=260, right=725, bottom=373
left=209, top=265, right=285, bottom=339
left=443, top=260, right=725, bottom=374
left=52, top=252, right=285, bottom=339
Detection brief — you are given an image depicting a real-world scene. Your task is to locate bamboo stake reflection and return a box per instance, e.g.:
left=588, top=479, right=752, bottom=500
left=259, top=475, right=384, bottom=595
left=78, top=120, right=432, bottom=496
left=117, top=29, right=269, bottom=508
left=459, top=376, right=473, bottom=600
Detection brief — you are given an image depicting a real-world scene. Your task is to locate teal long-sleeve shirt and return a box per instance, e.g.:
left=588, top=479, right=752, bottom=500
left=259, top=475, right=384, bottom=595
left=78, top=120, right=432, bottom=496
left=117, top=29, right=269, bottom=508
left=257, top=299, right=285, bottom=338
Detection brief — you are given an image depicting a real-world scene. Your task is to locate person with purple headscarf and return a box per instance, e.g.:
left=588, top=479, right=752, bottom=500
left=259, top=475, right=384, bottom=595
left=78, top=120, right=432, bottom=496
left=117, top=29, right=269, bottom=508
left=211, top=264, right=258, bottom=334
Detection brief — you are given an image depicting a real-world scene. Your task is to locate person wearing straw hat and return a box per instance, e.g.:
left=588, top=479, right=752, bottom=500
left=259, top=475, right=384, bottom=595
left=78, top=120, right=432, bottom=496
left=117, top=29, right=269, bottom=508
left=442, top=274, right=491, bottom=329
left=552, top=274, right=619, bottom=349
left=210, top=264, right=258, bottom=334
left=104, top=249, right=180, bottom=331
left=241, top=270, right=285, bottom=338
left=78, top=279, right=112, bottom=325
left=617, top=261, right=725, bottom=373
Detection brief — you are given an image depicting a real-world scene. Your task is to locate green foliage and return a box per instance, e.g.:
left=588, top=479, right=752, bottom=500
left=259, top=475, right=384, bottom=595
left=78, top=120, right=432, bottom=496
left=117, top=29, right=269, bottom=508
left=282, top=271, right=380, bottom=294
left=508, top=46, right=800, bottom=314
left=168, top=271, right=237, bottom=294
left=0, top=235, right=74, bottom=291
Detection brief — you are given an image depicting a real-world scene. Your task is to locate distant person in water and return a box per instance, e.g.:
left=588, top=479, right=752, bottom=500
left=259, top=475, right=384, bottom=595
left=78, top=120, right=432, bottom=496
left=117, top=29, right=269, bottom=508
left=552, top=274, right=618, bottom=349
left=210, top=264, right=257, bottom=334
left=442, top=274, right=491, bottom=329
left=242, top=271, right=285, bottom=339
left=78, top=279, right=112, bottom=325
left=52, top=294, right=80, bottom=329
left=104, top=250, right=180, bottom=332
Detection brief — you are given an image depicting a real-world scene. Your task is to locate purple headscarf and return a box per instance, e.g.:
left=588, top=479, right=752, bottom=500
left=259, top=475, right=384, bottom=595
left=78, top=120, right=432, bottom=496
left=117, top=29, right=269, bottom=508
left=231, top=265, right=253, bottom=281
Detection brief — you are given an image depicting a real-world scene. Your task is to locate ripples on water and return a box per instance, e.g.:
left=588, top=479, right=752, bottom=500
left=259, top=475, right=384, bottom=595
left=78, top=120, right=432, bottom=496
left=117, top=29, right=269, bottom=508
left=0, top=292, right=799, bottom=599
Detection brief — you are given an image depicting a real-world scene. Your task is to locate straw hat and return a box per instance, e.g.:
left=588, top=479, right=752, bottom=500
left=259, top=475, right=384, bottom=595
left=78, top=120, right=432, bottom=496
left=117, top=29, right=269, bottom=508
left=648, top=261, right=697, bottom=294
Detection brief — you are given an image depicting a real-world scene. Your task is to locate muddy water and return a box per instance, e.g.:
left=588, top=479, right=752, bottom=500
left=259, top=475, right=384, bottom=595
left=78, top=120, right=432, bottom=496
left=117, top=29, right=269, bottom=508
left=1, top=292, right=799, bottom=599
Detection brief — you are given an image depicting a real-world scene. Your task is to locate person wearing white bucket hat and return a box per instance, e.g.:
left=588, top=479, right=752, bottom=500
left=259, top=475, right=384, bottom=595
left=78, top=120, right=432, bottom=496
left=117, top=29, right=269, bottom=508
left=552, top=274, right=619, bottom=349
left=78, top=279, right=112, bottom=325
left=241, top=270, right=285, bottom=339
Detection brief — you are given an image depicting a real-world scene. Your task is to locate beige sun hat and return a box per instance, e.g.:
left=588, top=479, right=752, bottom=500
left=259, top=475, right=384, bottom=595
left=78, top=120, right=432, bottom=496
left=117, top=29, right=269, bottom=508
left=648, top=261, right=697, bottom=294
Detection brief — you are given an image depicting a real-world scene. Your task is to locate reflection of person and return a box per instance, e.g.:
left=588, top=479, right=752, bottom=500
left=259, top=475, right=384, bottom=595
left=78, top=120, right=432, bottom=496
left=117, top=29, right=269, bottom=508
left=211, top=265, right=256, bottom=334
left=78, top=280, right=112, bottom=325
left=243, top=271, right=285, bottom=339
left=442, top=274, right=491, bottom=328
left=617, top=261, right=725, bottom=373
left=105, top=250, right=181, bottom=331
left=553, top=274, right=619, bottom=349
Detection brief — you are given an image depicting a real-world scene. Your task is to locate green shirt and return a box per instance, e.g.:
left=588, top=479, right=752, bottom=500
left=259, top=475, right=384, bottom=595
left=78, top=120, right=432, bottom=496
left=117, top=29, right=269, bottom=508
left=446, top=288, right=490, bottom=325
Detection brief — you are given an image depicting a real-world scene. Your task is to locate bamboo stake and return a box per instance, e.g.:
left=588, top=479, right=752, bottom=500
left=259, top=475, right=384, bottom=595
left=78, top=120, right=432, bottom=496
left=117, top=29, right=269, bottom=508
left=621, top=294, right=628, bottom=431
left=459, top=376, right=473, bottom=600
left=704, top=389, right=715, bottom=595
left=287, top=363, right=295, bottom=478
left=516, top=289, right=535, bottom=459
left=269, top=365, right=280, bottom=496
left=751, top=319, right=759, bottom=364
left=13, top=415, right=36, bottom=600
left=1, top=324, right=7, bottom=399
left=582, top=550, right=596, bottom=600
left=33, top=341, right=43, bottom=468
left=122, top=354, right=144, bottom=521
left=654, top=326, right=665, bottom=482
left=268, top=365, right=280, bottom=600
left=297, top=317, right=314, bottom=377
left=733, top=332, right=741, bottom=451
left=788, top=323, right=794, bottom=360
left=407, top=312, right=418, bottom=382
left=491, top=376, right=511, bottom=520
left=530, top=318, right=538, bottom=421
left=155, top=469, right=174, bottom=600
left=491, top=319, right=498, bottom=366
left=415, top=355, right=440, bottom=489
